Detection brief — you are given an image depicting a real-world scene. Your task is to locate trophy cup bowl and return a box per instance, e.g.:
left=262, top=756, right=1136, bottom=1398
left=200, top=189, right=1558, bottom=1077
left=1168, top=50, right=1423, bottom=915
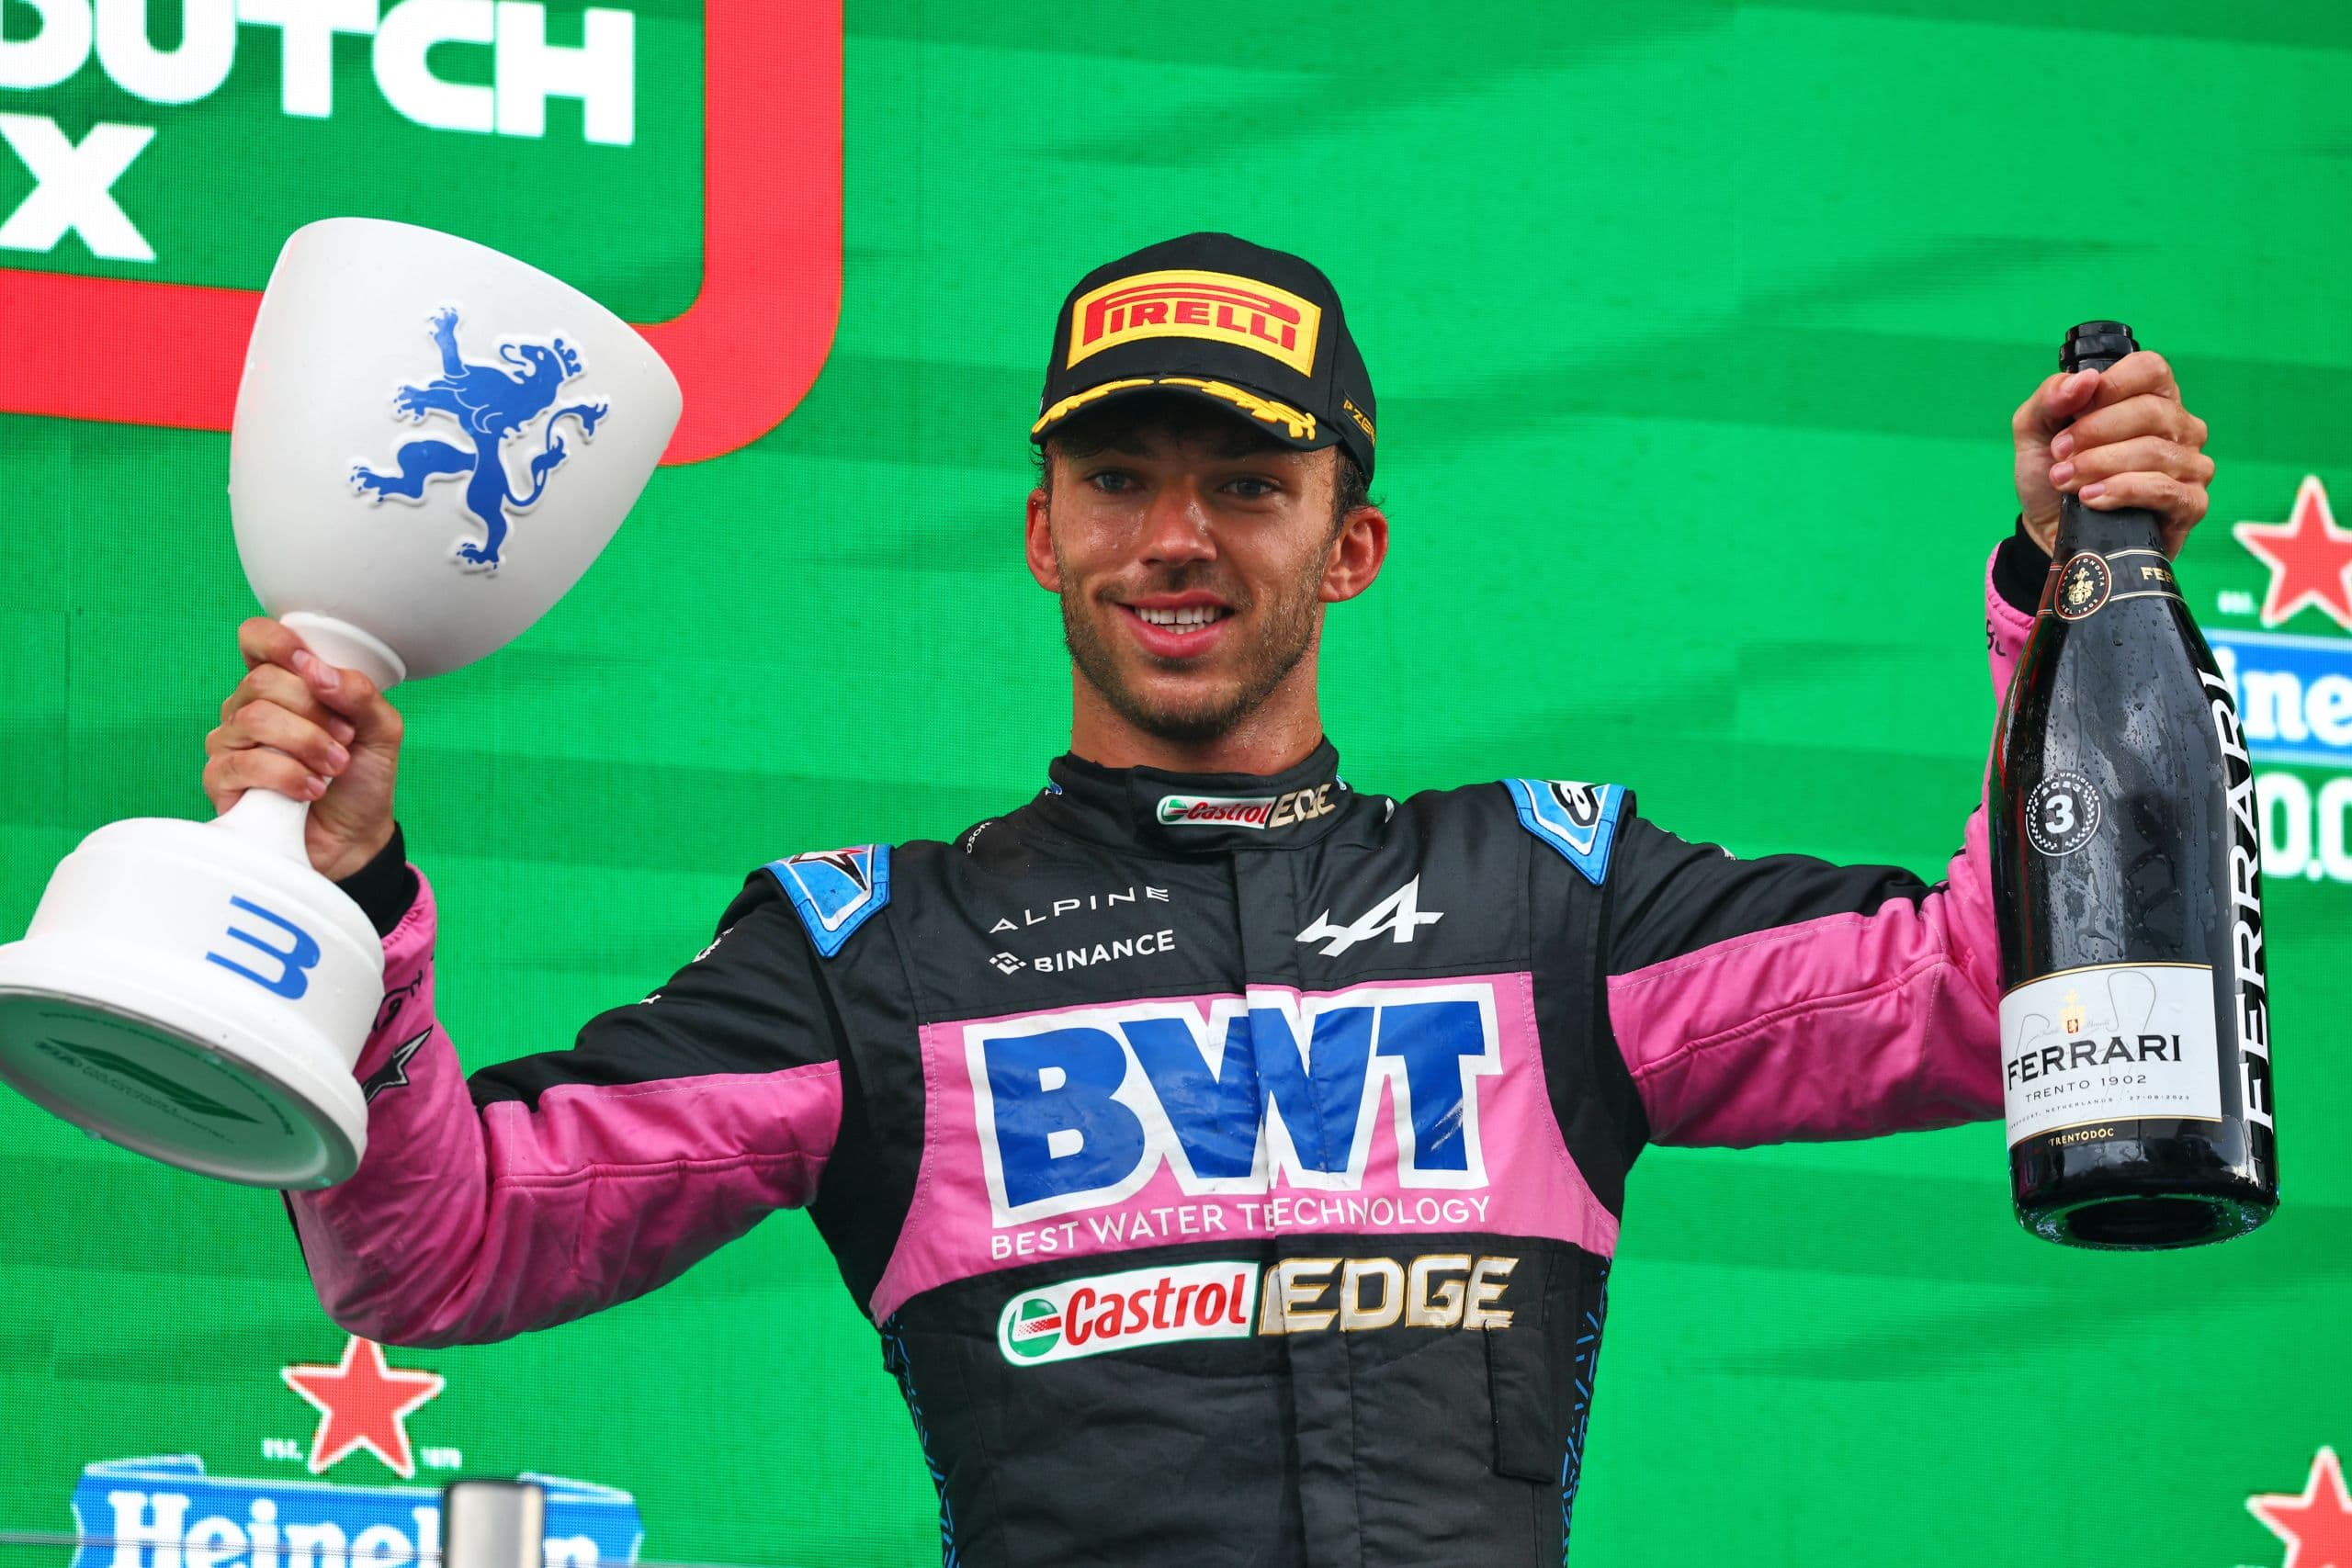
left=0, top=218, right=682, bottom=1189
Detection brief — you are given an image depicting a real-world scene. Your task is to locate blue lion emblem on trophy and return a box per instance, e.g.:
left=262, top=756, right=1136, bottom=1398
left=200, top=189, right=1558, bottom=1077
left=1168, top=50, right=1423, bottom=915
left=350, top=308, right=610, bottom=570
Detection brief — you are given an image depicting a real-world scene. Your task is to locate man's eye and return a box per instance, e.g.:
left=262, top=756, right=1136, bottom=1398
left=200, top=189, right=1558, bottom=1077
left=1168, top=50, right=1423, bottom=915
left=1227, top=478, right=1278, bottom=499
left=1087, top=470, right=1136, bottom=492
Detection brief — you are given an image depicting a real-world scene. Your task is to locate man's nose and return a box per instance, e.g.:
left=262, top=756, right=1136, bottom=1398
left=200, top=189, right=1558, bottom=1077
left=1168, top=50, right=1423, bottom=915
left=1137, top=482, right=1216, bottom=566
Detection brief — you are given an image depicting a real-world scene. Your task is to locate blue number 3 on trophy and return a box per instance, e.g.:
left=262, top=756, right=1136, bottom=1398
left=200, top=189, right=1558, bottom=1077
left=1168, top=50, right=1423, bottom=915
left=205, top=896, right=321, bottom=999
left=349, top=307, right=611, bottom=572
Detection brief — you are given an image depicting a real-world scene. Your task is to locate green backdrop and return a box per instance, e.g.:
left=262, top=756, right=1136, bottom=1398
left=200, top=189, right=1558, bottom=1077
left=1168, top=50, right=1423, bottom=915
left=4, top=3, right=2349, bottom=1565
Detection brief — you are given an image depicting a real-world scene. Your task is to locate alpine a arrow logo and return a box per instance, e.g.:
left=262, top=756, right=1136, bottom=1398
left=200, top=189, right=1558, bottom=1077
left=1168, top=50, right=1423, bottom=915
left=1295, top=876, right=1442, bottom=957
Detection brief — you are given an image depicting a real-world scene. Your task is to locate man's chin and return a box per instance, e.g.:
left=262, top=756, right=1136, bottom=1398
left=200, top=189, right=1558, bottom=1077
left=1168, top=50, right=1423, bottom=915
left=1063, top=591, right=1314, bottom=748
left=1103, top=675, right=1252, bottom=744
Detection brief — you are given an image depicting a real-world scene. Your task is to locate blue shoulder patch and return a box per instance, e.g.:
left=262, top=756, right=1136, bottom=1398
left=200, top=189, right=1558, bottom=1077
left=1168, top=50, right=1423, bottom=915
left=764, top=844, right=892, bottom=958
left=1502, top=780, right=1625, bottom=886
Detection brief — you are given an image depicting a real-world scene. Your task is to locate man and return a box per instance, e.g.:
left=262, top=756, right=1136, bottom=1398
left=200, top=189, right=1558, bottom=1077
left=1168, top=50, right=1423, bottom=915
left=206, top=233, right=2215, bottom=1566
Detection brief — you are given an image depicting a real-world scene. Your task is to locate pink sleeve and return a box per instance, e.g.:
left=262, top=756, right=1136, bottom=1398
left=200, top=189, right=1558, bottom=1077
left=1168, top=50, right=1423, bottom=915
left=1604, top=547, right=2035, bottom=1146
left=286, top=869, right=844, bottom=1347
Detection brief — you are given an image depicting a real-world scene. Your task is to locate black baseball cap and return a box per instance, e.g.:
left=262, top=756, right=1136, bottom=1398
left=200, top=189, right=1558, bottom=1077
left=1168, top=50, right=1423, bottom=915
left=1029, top=232, right=1378, bottom=479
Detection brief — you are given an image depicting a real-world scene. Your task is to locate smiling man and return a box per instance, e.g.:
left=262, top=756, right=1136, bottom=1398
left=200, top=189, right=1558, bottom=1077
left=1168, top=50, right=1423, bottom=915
left=213, top=232, right=2217, bottom=1566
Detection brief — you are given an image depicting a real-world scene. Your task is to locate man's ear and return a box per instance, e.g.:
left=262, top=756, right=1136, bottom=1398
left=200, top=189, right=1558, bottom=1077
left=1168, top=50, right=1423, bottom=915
left=1025, top=486, right=1061, bottom=592
left=1320, top=504, right=1389, bottom=604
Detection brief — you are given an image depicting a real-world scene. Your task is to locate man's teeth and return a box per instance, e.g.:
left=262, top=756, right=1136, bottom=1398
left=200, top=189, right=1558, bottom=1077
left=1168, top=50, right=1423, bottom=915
left=1136, top=605, right=1227, bottom=628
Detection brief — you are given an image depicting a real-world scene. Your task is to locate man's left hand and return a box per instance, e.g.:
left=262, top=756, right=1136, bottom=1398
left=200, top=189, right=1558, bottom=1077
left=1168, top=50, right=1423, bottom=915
left=2011, top=350, right=2213, bottom=560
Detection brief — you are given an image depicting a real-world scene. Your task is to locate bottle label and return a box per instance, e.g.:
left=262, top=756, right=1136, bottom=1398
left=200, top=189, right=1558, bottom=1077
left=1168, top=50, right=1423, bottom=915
left=2045, top=548, right=2182, bottom=621
left=2000, top=963, right=2222, bottom=1146
left=2201, top=667, right=2275, bottom=1131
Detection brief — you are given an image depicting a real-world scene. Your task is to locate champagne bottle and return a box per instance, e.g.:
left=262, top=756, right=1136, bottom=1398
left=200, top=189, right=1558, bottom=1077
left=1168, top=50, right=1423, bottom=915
left=1989, top=321, right=2278, bottom=1249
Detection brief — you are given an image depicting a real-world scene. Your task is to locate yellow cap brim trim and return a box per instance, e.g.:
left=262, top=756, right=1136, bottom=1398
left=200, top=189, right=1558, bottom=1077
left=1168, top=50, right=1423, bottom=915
left=1031, top=375, right=1319, bottom=445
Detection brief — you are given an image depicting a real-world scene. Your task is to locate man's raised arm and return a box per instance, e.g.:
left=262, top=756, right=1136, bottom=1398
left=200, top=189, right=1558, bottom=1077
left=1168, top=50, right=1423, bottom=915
left=205, top=620, right=846, bottom=1347
left=1601, top=347, right=2216, bottom=1147
left=1600, top=543, right=2032, bottom=1146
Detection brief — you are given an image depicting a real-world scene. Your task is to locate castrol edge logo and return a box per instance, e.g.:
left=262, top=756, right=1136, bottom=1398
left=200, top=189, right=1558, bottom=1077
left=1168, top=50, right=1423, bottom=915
left=1156, top=784, right=1335, bottom=830
left=1068, top=269, right=1321, bottom=377
left=997, top=1253, right=1521, bottom=1366
left=1000, top=1260, right=1258, bottom=1365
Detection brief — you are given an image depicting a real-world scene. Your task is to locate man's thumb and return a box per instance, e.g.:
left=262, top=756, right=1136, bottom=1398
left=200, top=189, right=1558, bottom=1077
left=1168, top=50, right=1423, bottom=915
left=2014, top=369, right=2094, bottom=447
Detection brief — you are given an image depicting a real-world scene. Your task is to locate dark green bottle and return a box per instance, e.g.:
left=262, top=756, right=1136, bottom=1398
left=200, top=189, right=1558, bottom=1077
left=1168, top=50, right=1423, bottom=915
left=1988, top=321, right=2278, bottom=1248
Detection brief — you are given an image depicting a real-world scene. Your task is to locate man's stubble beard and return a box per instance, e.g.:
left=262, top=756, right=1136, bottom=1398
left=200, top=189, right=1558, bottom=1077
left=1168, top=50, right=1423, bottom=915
left=1055, top=541, right=1328, bottom=746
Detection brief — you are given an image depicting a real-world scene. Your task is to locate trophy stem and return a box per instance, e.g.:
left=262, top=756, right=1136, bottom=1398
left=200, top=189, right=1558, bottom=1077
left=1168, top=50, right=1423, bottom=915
left=214, top=785, right=315, bottom=865
left=279, top=612, right=406, bottom=692
left=208, top=613, right=404, bottom=867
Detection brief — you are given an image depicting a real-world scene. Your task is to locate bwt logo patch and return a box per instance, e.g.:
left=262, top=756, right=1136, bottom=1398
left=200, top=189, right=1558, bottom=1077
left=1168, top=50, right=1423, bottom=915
left=1068, top=268, right=1321, bottom=377
left=352, top=308, right=609, bottom=570
left=965, top=983, right=1503, bottom=1227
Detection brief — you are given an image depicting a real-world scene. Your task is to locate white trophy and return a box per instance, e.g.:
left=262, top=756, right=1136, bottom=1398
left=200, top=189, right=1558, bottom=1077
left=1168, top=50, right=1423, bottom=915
left=0, top=218, right=682, bottom=1190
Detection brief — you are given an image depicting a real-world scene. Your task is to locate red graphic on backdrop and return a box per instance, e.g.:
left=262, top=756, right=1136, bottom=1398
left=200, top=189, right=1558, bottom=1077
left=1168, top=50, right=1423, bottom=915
left=0, top=0, right=840, bottom=466
left=2234, top=476, right=2352, bottom=631
left=280, top=1336, right=447, bottom=1480
left=2249, top=1447, right=2352, bottom=1568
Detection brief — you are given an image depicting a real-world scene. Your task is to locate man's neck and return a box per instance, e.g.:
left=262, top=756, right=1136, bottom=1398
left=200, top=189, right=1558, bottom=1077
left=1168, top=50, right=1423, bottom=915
left=1067, top=669, right=1327, bottom=776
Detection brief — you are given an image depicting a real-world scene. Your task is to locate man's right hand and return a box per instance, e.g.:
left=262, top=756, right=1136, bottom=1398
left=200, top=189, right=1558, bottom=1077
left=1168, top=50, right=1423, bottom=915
left=203, top=617, right=406, bottom=883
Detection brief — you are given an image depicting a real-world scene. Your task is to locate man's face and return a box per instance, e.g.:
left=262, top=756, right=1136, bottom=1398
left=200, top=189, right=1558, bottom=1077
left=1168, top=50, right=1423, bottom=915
left=1025, top=409, right=1366, bottom=744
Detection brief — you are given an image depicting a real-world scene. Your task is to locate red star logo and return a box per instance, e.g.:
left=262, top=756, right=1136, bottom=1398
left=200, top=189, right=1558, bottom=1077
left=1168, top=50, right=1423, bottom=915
left=2251, top=1447, right=2352, bottom=1568
left=2235, top=476, right=2352, bottom=630
left=279, top=1335, right=446, bottom=1479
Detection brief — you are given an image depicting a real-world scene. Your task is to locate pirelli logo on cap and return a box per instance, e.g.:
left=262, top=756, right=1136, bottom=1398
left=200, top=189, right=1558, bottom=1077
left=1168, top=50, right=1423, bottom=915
left=1069, top=269, right=1322, bottom=377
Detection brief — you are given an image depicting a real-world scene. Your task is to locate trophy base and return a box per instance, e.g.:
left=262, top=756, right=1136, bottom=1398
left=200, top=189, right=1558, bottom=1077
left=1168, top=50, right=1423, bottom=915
left=0, top=811, right=382, bottom=1189
left=0, top=937, right=367, bottom=1189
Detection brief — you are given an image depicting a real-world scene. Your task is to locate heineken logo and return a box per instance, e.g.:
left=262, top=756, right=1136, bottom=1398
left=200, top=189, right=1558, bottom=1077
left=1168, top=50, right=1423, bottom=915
left=69, top=1456, right=645, bottom=1568
left=62, top=1333, right=644, bottom=1568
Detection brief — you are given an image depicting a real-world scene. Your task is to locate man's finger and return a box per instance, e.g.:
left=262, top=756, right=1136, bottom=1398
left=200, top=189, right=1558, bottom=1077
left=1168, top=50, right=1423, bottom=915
left=204, top=746, right=326, bottom=809
left=302, top=659, right=401, bottom=747
left=2015, top=369, right=2098, bottom=444
left=236, top=615, right=306, bottom=674
left=2053, top=392, right=2208, bottom=459
left=2080, top=470, right=2196, bottom=518
left=220, top=662, right=323, bottom=728
left=235, top=619, right=387, bottom=740
left=2079, top=349, right=2180, bottom=409
left=223, top=697, right=351, bottom=778
left=2052, top=434, right=2214, bottom=491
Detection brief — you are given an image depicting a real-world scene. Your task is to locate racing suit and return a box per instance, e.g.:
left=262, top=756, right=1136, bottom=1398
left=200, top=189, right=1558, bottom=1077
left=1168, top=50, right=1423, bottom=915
left=288, top=542, right=2046, bottom=1568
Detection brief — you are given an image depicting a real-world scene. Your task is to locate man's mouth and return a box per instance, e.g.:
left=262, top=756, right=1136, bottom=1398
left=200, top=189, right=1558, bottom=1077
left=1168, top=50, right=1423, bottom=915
left=1134, top=604, right=1229, bottom=628
left=1117, top=596, right=1235, bottom=656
